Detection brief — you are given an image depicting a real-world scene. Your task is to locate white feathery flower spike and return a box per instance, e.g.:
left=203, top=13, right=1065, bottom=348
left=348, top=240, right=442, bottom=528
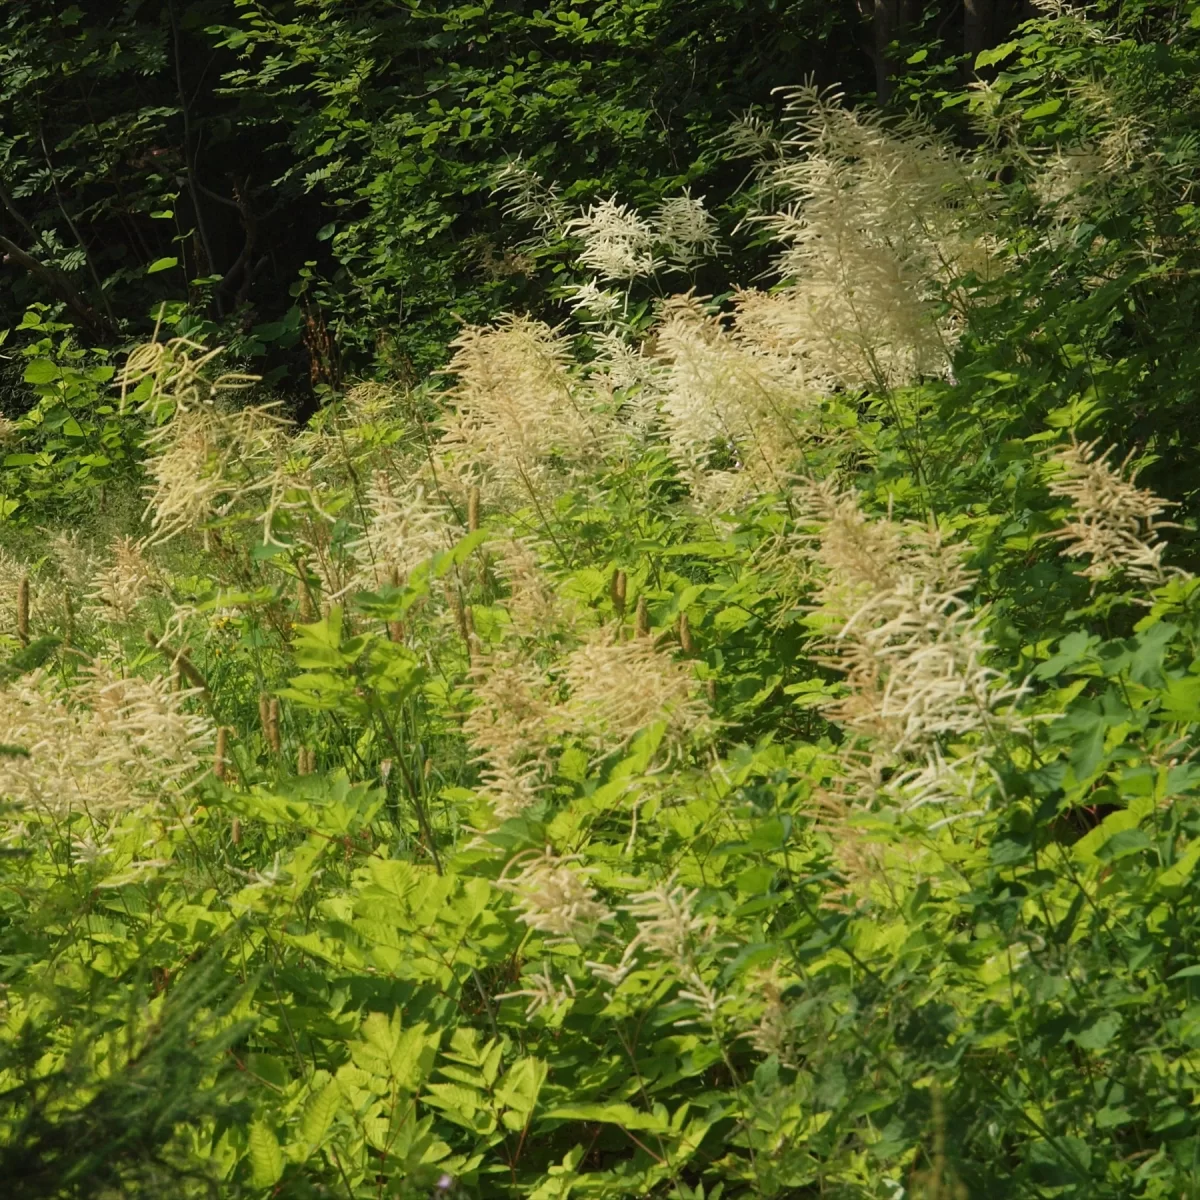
left=86, top=536, right=157, bottom=622
left=0, top=662, right=213, bottom=820
left=463, top=648, right=557, bottom=822
left=737, top=86, right=1000, bottom=393
left=588, top=876, right=726, bottom=1025
left=496, top=847, right=613, bottom=945
left=559, top=624, right=713, bottom=754
left=803, top=483, right=1030, bottom=810
left=654, top=294, right=813, bottom=511
left=497, top=964, right=576, bottom=1019
left=565, top=197, right=658, bottom=282
left=567, top=279, right=624, bottom=322
left=1048, top=439, right=1178, bottom=588
left=347, top=474, right=454, bottom=593
left=438, top=316, right=602, bottom=502
left=653, top=191, right=720, bottom=272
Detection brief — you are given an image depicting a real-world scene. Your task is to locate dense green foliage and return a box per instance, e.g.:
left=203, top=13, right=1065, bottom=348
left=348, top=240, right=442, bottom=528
left=8, top=2, right=1200, bottom=1198
left=0, top=0, right=869, bottom=386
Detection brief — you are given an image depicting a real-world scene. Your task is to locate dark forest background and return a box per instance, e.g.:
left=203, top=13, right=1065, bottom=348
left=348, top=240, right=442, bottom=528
left=1, top=0, right=1036, bottom=399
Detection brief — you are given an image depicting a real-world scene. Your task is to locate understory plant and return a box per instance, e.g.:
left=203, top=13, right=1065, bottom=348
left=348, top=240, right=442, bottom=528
left=5, top=7, right=1200, bottom=1197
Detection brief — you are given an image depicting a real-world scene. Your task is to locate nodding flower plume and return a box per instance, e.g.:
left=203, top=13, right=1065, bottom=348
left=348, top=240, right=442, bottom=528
left=741, top=962, right=799, bottom=1065
left=1048, top=440, right=1178, bottom=588
left=496, top=847, right=613, bottom=944
left=141, top=403, right=290, bottom=544
left=587, top=330, right=661, bottom=416
left=119, top=335, right=258, bottom=415
left=347, top=473, right=453, bottom=594
left=86, top=536, right=157, bottom=622
left=439, top=316, right=601, bottom=501
left=342, top=380, right=403, bottom=423
left=463, top=647, right=557, bottom=821
left=497, top=964, right=576, bottom=1020
left=0, top=662, right=213, bottom=819
left=566, top=280, right=625, bottom=325
left=653, top=294, right=813, bottom=511
left=493, top=158, right=571, bottom=240
left=559, top=625, right=713, bottom=754
left=652, top=191, right=721, bottom=273
left=493, top=538, right=577, bottom=638
left=564, top=197, right=658, bottom=282
left=735, top=86, right=999, bottom=393
left=805, top=483, right=1028, bottom=800
left=589, top=876, right=724, bottom=1024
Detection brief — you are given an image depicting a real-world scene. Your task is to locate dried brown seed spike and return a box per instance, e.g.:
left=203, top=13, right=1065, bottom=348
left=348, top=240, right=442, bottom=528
left=231, top=816, right=241, bottom=845
left=16, top=575, right=29, bottom=644
left=635, top=595, right=650, bottom=637
left=267, top=697, right=282, bottom=754
left=467, top=485, right=481, bottom=533
left=214, top=727, right=229, bottom=781
left=705, top=679, right=717, bottom=704
left=610, top=569, right=627, bottom=617
left=175, top=649, right=209, bottom=694
left=678, top=611, right=694, bottom=654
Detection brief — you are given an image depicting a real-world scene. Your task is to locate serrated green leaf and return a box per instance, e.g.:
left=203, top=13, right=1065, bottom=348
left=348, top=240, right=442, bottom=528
left=248, top=1120, right=284, bottom=1188
left=299, top=1079, right=341, bottom=1154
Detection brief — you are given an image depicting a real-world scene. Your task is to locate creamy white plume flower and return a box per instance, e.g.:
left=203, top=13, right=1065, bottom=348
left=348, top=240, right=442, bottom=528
left=1048, top=439, right=1178, bottom=587
left=497, top=964, right=576, bottom=1019
left=141, top=403, right=290, bottom=544
left=565, top=197, right=658, bottom=282
left=738, top=86, right=1000, bottom=393
left=559, top=625, right=712, bottom=753
left=803, top=484, right=1029, bottom=812
left=463, top=648, right=557, bottom=822
left=724, top=112, right=785, bottom=166
left=1031, top=149, right=1107, bottom=220
left=0, top=662, right=213, bottom=819
left=653, top=191, right=720, bottom=272
left=439, top=316, right=602, bottom=501
left=588, top=876, right=725, bottom=1024
left=347, top=474, right=454, bottom=594
left=496, top=847, right=613, bottom=944
left=741, top=962, right=799, bottom=1064
left=492, top=538, right=578, bottom=638
left=119, top=335, right=258, bottom=415
left=86, top=536, right=157, bottom=622
left=343, top=380, right=404, bottom=423
left=567, top=279, right=624, bottom=322
left=493, top=158, right=571, bottom=238
left=588, top=330, right=660, bottom=401
left=654, top=295, right=813, bottom=511
left=48, top=530, right=97, bottom=592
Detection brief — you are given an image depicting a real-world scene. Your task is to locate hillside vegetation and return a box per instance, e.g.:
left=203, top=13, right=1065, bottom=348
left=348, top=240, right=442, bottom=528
left=5, top=3, right=1200, bottom=1198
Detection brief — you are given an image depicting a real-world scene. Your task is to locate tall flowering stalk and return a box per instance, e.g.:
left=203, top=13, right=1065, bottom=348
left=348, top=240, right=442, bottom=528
left=1048, top=439, right=1178, bottom=588
left=804, top=483, right=1029, bottom=814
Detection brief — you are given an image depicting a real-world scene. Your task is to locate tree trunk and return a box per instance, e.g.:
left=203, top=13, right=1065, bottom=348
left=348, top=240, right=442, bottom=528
left=873, top=0, right=919, bottom=104
left=965, top=0, right=996, bottom=62
left=0, top=234, right=119, bottom=342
